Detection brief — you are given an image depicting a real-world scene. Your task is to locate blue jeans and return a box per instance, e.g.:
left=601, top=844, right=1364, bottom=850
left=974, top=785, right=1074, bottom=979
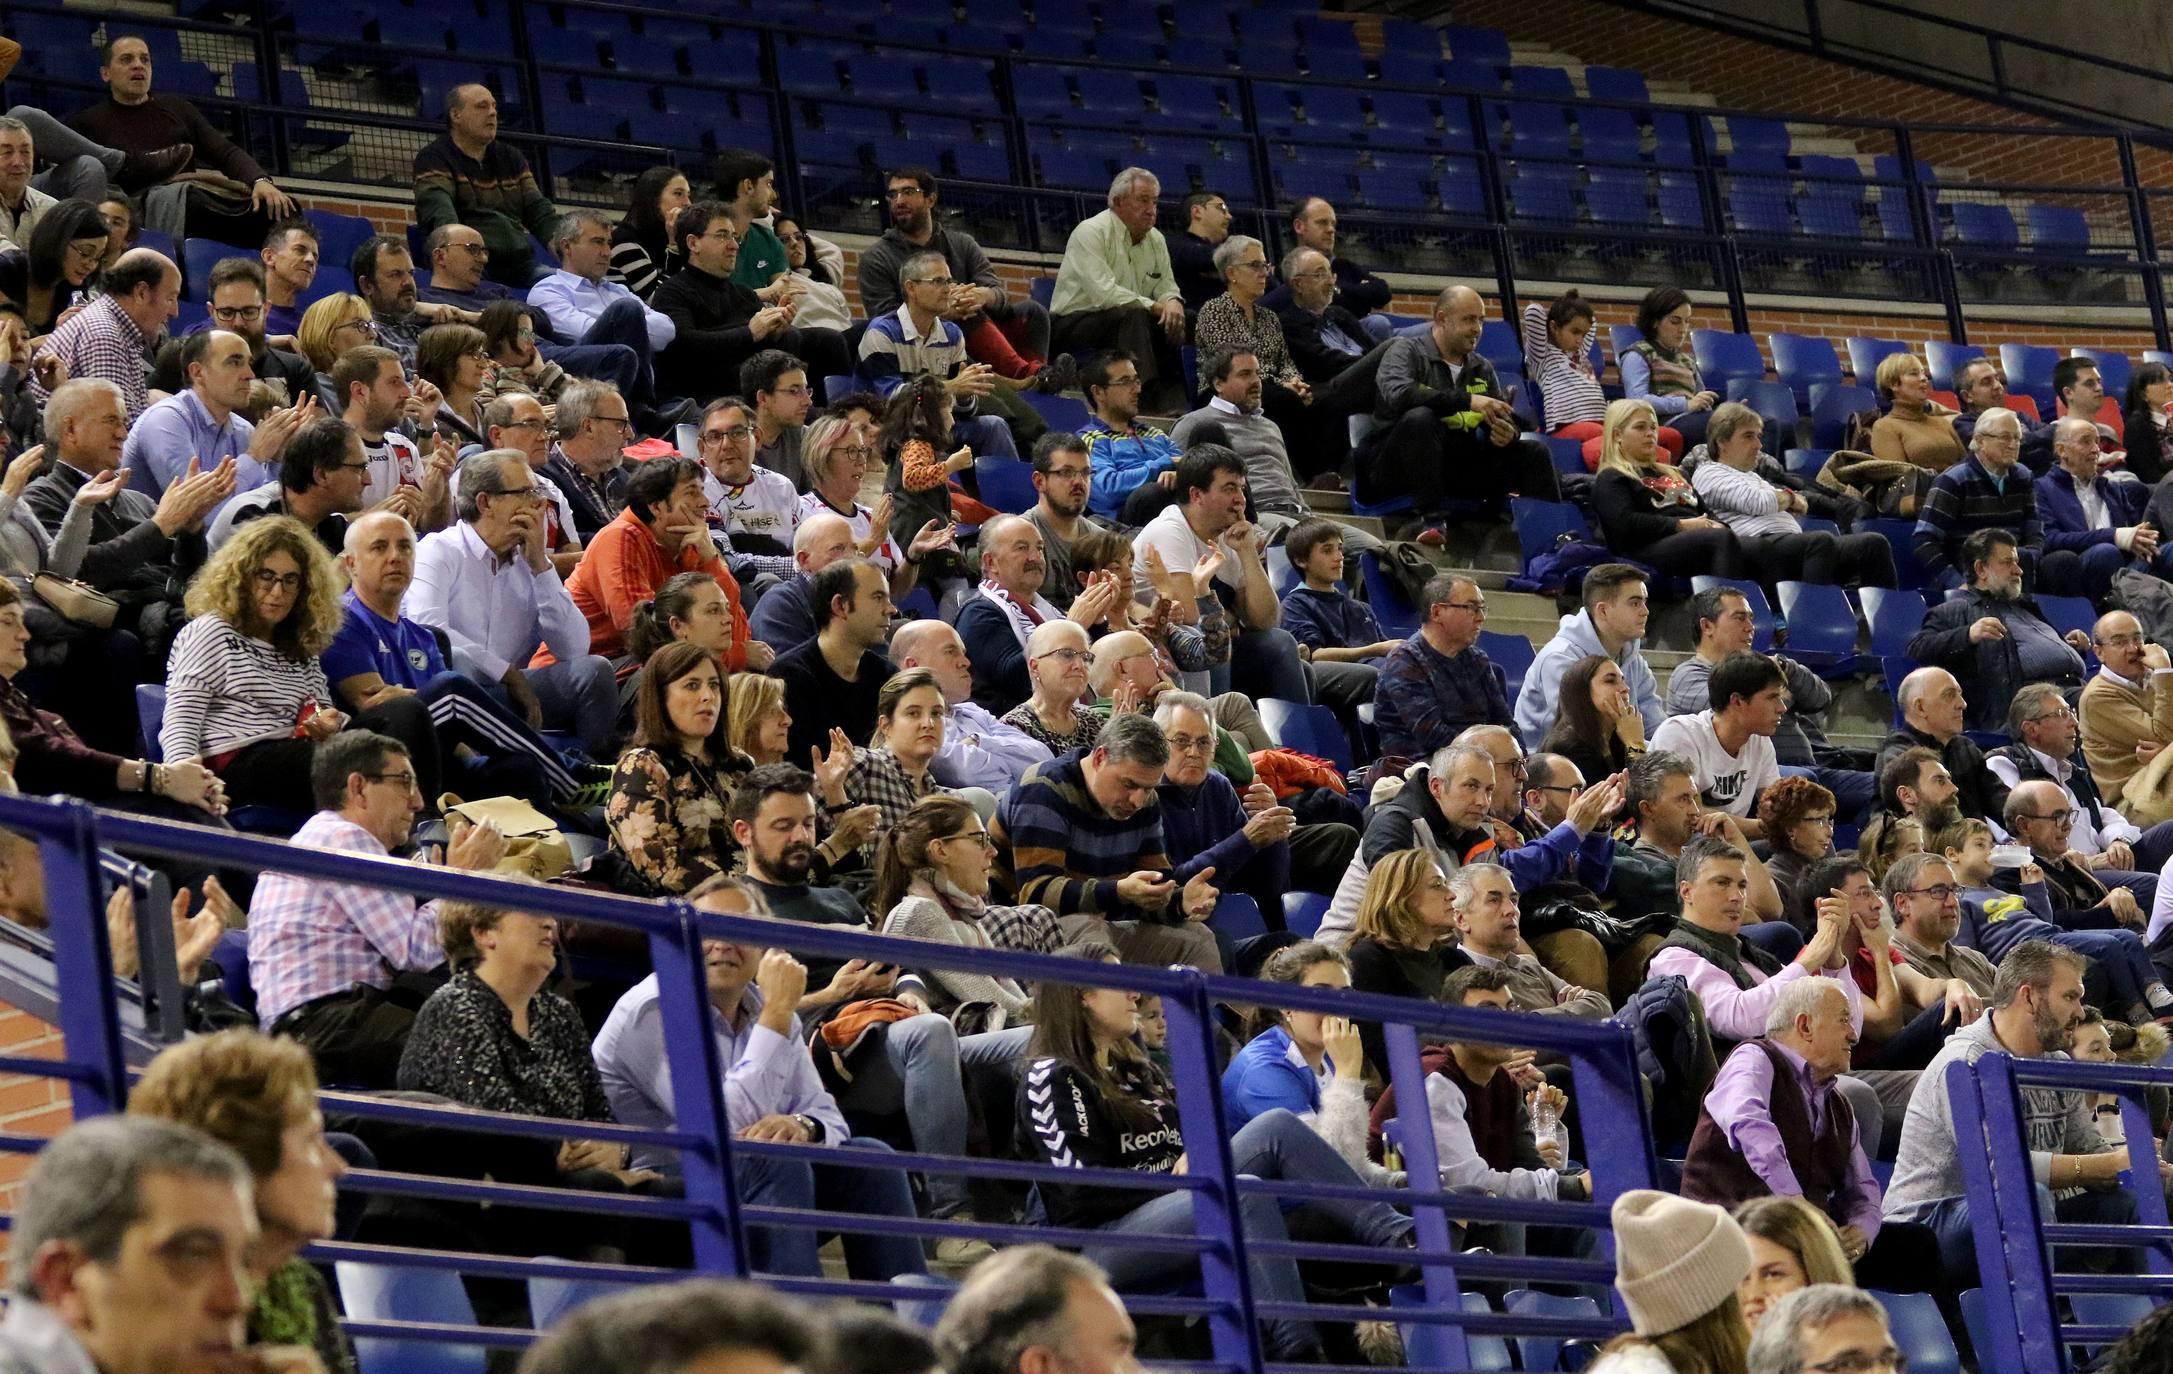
left=1917, top=1184, right=2139, bottom=1289
left=1087, top=1109, right=1413, bottom=1363
left=538, top=338, right=639, bottom=396
left=834, top=1015, right=1033, bottom=1218
left=954, top=414, right=1018, bottom=460
left=735, top=1138, right=928, bottom=1280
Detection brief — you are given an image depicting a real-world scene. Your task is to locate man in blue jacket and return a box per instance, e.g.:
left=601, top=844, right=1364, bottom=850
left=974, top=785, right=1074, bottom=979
left=1079, top=349, right=1181, bottom=525
left=1515, top=563, right=1665, bottom=750
left=2034, top=415, right=2170, bottom=601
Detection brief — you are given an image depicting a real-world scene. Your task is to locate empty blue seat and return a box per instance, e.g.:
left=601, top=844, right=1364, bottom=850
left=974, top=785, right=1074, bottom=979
left=1776, top=581, right=1860, bottom=668
left=1861, top=586, right=1927, bottom=658
left=1509, top=164, right=1579, bottom=223
left=1691, top=576, right=1778, bottom=652
left=1478, top=319, right=1524, bottom=375
left=1014, top=69, right=1079, bottom=121
left=1577, top=106, right=1644, bottom=163
left=1442, top=24, right=1511, bottom=64
left=2025, top=202, right=2092, bottom=254
left=1358, top=553, right=1421, bottom=636
left=2073, top=348, right=2133, bottom=397
left=1500, top=103, right=1574, bottom=157
left=336, top=1262, right=489, bottom=1374
left=1508, top=65, right=1575, bottom=98
left=1727, top=378, right=1801, bottom=448
left=1584, top=169, right=1649, bottom=226
left=1720, top=114, right=1790, bottom=154
left=1795, top=194, right=1864, bottom=239
left=1797, top=153, right=1864, bottom=189
left=1923, top=340, right=1984, bottom=392
left=1436, top=158, right=1488, bottom=217
left=1870, top=1291, right=1960, bottom=1374
left=1391, top=1287, right=1513, bottom=1371
left=921, top=55, right=994, bottom=106
left=1845, top=336, right=1908, bottom=383
left=1148, top=75, right=1236, bottom=130
left=1259, top=700, right=1351, bottom=772
left=1283, top=892, right=1330, bottom=937
left=1374, top=47, right=1444, bottom=86
left=1352, top=166, right=1433, bottom=213
left=1655, top=173, right=1705, bottom=230
left=1728, top=184, right=1792, bottom=237
left=1074, top=68, right=1147, bottom=121
left=1295, top=87, right=1368, bottom=133
left=973, top=457, right=1035, bottom=514
left=182, top=239, right=253, bottom=303
left=1478, top=630, right=1536, bottom=702
left=1949, top=201, right=2019, bottom=251
left=1769, top=333, right=1842, bottom=407
left=1208, top=892, right=1269, bottom=940
left=1438, top=58, right=1503, bottom=93
left=1295, top=17, right=1364, bottom=74
left=1648, top=111, right=1697, bottom=165
left=2000, top=342, right=2062, bottom=416
left=1504, top=1289, right=1607, bottom=1374
left=1875, top=193, right=1925, bottom=243
left=1807, top=382, right=1878, bottom=448
left=2037, top=593, right=2098, bottom=647
left=1691, top=329, right=1765, bottom=390
left=1861, top=519, right=1926, bottom=590
left=775, top=43, right=845, bottom=94
left=1583, top=65, right=1649, bottom=103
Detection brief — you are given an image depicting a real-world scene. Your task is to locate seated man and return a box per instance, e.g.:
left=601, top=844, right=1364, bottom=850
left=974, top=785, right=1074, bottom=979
left=2082, top=610, right=2173, bottom=804
left=744, top=348, right=813, bottom=490
left=259, top=220, right=318, bottom=339
left=1606, top=752, right=1785, bottom=942
left=541, top=380, right=630, bottom=543
left=563, top=456, right=754, bottom=671
left=889, top=618, right=1051, bottom=792
left=1749, top=1288, right=1912, bottom=1374
left=1273, top=246, right=1388, bottom=415
left=1020, top=432, right=1119, bottom=611
left=29, top=248, right=177, bottom=420
left=1912, top=410, right=2064, bottom=593
left=2054, top=356, right=2122, bottom=447
left=1988, top=681, right=2173, bottom=899
left=1259, top=196, right=1395, bottom=335
left=27, top=378, right=226, bottom=656
left=1517, top=562, right=1665, bottom=750
left=247, top=731, right=506, bottom=1087
left=208, top=412, right=364, bottom=555
left=770, top=559, right=893, bottom=763
left=2037, top=415, right=2172, bottom=601
left=1886, top=851, right=1998, bottom=1009
left=1883, top=940, right=2158, bottom=1286
left=323, top=509, right=572, bottom=803
left=190, top=257, right=317, bottom=410
left=856, top=249, right=1021, bottom=460
left=1876, top=667, right=2011, bottom=824
left=956, top=514, right=1112, bottom=715
left=1374, top=571, right=1511, bottom=761
left=2001, top=780, right=2150, bottom=937
left=1912, top=523, right=2094, bottom=730
left=654, top=202, right=844, bottom=407
left=693, top=394, right=797, bottom=588
left=592, top=874, right=929, bottom=1278
left=419, top=222, right=636, bottom=394
left=351, top=234, right=466, bottom=374
left=482, top=393, right=583, bottom=576
left=1682, top=978, right=1940, bottom=1293
left=407, top=450, right=618, bottom=761
left=528, top=211, right=677, bottom=417
left=988, top=712, right=1222, bottom=971
left=120, top=327, right=288, bottom=506
left=1451, top=863, right=1611, bottom=1019
left=333, top=344, right=454, bottom=529
left=1048, top=167, right=1188, bottom=415
left=1170, top=348, right=1377, bottom=548
left=1168, top=190, right=1229, bottom=315
left=1078, top=350, right=1181, bottom=525
left=1950, top=356, right=2054, bottom=464
left=1651, top=652, right=1786, bottom=841
left=413, top=82, right=558, bottom=288
left=1361, top=284, right=1558, bottom=544
left=747, top=512, right=853, bottom=655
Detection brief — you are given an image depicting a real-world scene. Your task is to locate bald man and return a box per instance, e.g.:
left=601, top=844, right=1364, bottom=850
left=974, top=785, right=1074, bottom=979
left=31, top=247, right=179, bottom=420
left=1875, top=666, right=2009, bottom=824
left=890, top=618, right=1051, bottom=790
left=2035, top=415, right=2169, bottom=601
left=2080, top=610, right=2173, bottom=800
left=747, top=510, right=856, bottom=653
left=1359, top=284, right=1558, bottom=545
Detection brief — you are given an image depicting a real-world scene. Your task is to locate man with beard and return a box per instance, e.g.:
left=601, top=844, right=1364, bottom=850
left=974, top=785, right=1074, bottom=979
left=334, top=344, right=456, bottom=532
left=1877, top=666, right=2011, bottom=824
left=1990, top=681, right=2173, bottom=900
left=729, top=765, right=1022, bottom=1260
left=189, top=257, right=317, bottom=408
left=1907, top=528, right=2089, bottom=734
left=2000, top=779, right=2150, bottom=938
left=351, top=234, right=467, bottom=375
left=1884, top=940, right=2160, bottom=1286
left=207, top=413, right=366, bottom=555
left=1022, top=432, right=1113, bottom=611
left=956, top=514, right=1123, bottom=715
left=857, top=166, right=1066, bottom=388
left=1871, top=746, right=1965, bottom=840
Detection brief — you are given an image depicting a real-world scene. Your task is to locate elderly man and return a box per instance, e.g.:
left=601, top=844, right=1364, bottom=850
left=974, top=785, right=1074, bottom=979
left=1170, top=347, right=1377, bottom=549
left=1905, top=529, right=2089, bottom=734
left=29, top=247, right=177, bottom=419
left=540, top=380, right=630, bottom=543
left=857, top=248, right=1029, bottom=457
left=1362, top=284, right=1558, bottom=545
left=1989, top=680, right=2173, bottom=895
left=1151, top=689, right=1332, bottom=928
left=0, top=1115, right=262, bottom=1374
left=529, top=210, right=679, bottom=420
left=1748, top=1288, right=1910, bottom=1374
left=1912, top=405, right=2061, bottom=592
left=747, top=511, right=853, bottom=654
left=413, top=82, right=559, bottom=287
left=1273, top=245, right=1388, bottom=409
left=121, top=327, right=298, bottom=505
left=408, top=449, right=619, bottom=759
left=1879, top=670, right=2008, bottom=828
left=958, top=513, right=1122, bottom=714
left=1375, top=571, right=1511, bottom=760
left=989, top=712, right=1222, bottom=971
left=933, top=1247, right=1139, bottom=1374
left=248, top=731, right=506, bottom=1085
left=1885, top=940, right=2160, bottom=1285
left=0, top=116, right=75, bottom=246
left=1049, top=167, right=1188, bottom=414
left=481, top=393, right=582, bottom=575
left=890, top=618, right=1050, bottom=792
left=2037, top=414, right=2170, bottom=600
left=1259, top=196, right=1394, bottom=330
left=2002, top=779, right=2150, bottom=936
left=2081, top=610, right=2173, bottom=803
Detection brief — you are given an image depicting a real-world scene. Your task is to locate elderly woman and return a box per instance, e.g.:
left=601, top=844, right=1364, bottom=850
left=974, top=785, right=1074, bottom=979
left=1689, top=402, right=1897, bottom=587
left=1870, top=352, right=1964, bottom=471
left=1622, top=285, right=1721, bottom=449
left=162, top=515, right=437, bottom=812
left=1194, top=233, right=1309, bottom=419
left=415, top=322, right=491, bottom=445
left=796, top=413, right=924, bottom=588
left=0, top=199, right=110, bottom=337
left=1592, top=397, right=1746, bottom=579
left=1002, top=620, right=1102, bottom=754
left=295, top=292, right=376, bottom=373
left=1756, top=776, right=1839, bottom=935
left=876, top=793, right=1061, bottom=1025
left=130, top=1030, right=357, bottom=1374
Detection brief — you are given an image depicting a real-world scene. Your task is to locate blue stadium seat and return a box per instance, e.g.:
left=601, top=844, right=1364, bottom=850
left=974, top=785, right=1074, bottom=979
left=182, top=239, right=253, bottom=303
left=2036, top=593, right=2098, bottom=647
left=1508, top=498, right=1596, bottom=582
left=1358, top=553, right=1422, bottom=636
left=1726, top=183, right=1792, bottom=237
left=2073, top=347, right=2132, bottom=397
left=776, top=42, right=847, bottom=95
left=173, top=300, right=209, bottom=337
left=1874, top=192, right=1924, bottom=243
left=1391, top=1287, right=1514, bottom=1371
left=1208, top=892, right=1269, bottom=940
left=1509, top=164, right=1579, bottom=223
left=1259, top=699, right=1351, bottom=772
left=1797, top=153, right=1864, bottom=189
left=1582, top=65, right=1649, bottom=103
left=1795, top=194, right=1864, bottom=239
left=1542, top=435, right=1587, bottom=478
left=1014, top=69, right=1080, bottom=121
left=1478, top=630, right=1536, bottom=703
left=1283, top=892, right=1330, bottom=937
left=1807, top=383, right=1878, bottom=448
left=1504, top=1289, right=1606, bottom=1373
left=1845, top=335, right=1908, bottom=383
left=973, top=457, right=1036, bottom=514
left=2000, top=342, right=2061, bottom=417
left=1610, top=324, right=1645, bottom=359
left=1691, top=576, right=1777, bottom=651
left=528, top=1277, right=627, bottom=1329
left=2067, top=1292, right=2154, bottom=1362
left=1577, top=107, right=1645, bottom=163
left=528, top=24, right=603, bottom=67
left=1151, top=75, right=1237, bottom=130
left=1373, top=47, right=1444, bottom=87
left=1775, top=582, right=1861, bottom=671
left=305, top=210, right=376, bottom=282
left=1860, top=519, right=1926, bottom=590
left=1769, top=333, right=1843, bottom=407
left=1508, top=65, right=1575, bottom=98
left=1718, top=114, right=1790, bottom=155
left=1583, top=169, right=1649, bottom=227
left=1949, top=201, right=2019, bottom=251
left=1436, top=157, right=1488, bottom=217
left=1871, top=1292, right=1960, bottom=1374
left=1784, top=447, right=1832, bottom=479
left=1726, top=378, right=1801, bottom=449
left=1690, top=329, right=1765, bottom=390
left=1442, top=24, right=1511, bottom=64
left=2024, top=202, right=2092, bottom=255
left=921, top=55, right=995, bottom=107
left=1353, top=165, right=1434, bottom=214
left=1477, top=319, right=1523, bottom=376
left=1368, top=91, right=1444, bottom=143
left=336, top=1263, right=489, bottom=1374
left=1020, top=389, right=1094, bottom=432
left=1438, top=58, right=1503, bottom=94
left=1647, top=111, right=1696, bottom=165
left=1291, top=87, right=1368, bottom=135
left=1501, top=103, right=1574, bottom=158
left=1294, top=18, right=1365, bottom=77
left=1656, top=172, right=1706, bottom=230
left=1923, top=340, right=1984, bottom=392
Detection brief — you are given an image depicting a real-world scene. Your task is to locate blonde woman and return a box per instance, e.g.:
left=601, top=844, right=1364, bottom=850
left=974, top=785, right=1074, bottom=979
left=722, top=668, right=878, bottom=878
left=1590, top=397, right=1747, bottom=579
left=1345, top=847, right=1466, bottom=1074
left=1869, top=352, right=1964, bottom=472
left=164, top=515, right=439, bottom=811
left=295, top=291, right=375, bottom=373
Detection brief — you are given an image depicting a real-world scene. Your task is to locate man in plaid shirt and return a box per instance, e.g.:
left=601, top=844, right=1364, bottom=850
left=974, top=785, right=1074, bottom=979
left=31, top=248, right=178, bottom=421
left=247, top=731, right=505, bottom=1087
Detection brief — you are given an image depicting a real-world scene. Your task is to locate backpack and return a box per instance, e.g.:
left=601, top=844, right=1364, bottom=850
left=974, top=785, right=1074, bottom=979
left=1508, top=536, right=1651, bottom=596
left=1377, top=540, right=1438, bottom=608
left=2112, top=567, right=2173, bottom=646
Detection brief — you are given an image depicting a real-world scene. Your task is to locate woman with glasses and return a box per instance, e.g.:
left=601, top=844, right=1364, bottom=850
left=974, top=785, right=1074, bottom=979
left=1346, top=847, right=1472, bottom=1075
left=0, top=199, right=112, bottom=337
left=608, top=167, right=690, bottom=301
left=798, top=414, right=936, bottom=599
left=162, top=515, right=438, bottom=813
left=475, top=299, right=567, bottom=413
left=1193, top=233, right=1313, bottom=434
left=414, top=322, right=490, bottom=445
left=295, top=292, right=375, bottom=373
left=1001, top=620, right=1102, bottom=755
left=1756, top=776, right=1838, bottom=936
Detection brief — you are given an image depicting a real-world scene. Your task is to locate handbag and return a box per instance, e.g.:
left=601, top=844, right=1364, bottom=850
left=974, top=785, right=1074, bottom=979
left=30, top=573, right=118, bottom=629
left=437, top=793, right=573, bottom=880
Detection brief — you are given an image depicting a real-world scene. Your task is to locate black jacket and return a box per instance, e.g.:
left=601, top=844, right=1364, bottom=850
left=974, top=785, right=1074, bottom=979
left=650, top=265, right=766, bottom=403
left=1276, top=300, right=1374, bottom=385
left=1261, top=254, right=1391, bottom=319
left=21, top=462, right=202, bottom=602
left=1874, top=723, right=2010, bottom=825
left=1904, top=588, right=2081, bottom=734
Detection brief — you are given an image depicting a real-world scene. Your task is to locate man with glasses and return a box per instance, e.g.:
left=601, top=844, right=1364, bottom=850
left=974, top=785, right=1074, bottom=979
left=2001, top=779, right=2151, bottom=936
left=858, top=165, right=1067, bottom=389
left=695, top=395, right=797, bottom=583
left=483, top=393, right=583, bottom=576
left=1050, top=167, right=1189, bottom=416
left=1259, top=196, right=1395, bottom=339
left=1024, top=431, right=1115, bottom=611
left=207, top=413, right=365, bottom=556
left=1273, top=245, right=1385, bottom=404
left=1911, top=407, right=2059, bottom=594
left=1523, top=753, right=1587, bottom=831
left=248, top=730, right=508, bottom=1086
left=655, top=201, right=849, bottom=406
left=1989, top=681, right=2173, bottom=897
left=2079, top=609, right=2173, bottom=800
left=743, top=349, right=813, bottom=491
left=1905, top=527, right=2090, bottom=734
left=190, top=256, right=317, bottom=408
left=857, top=249, right=1023, bottom=461
left=120, top=326, right=304, bottom=510
left=1887, top=853, right=1997, bottom=1010
left=2036, top=414, right=2168, bottom=600
left=1080, top=348, right=1181, bottom=524
left=542, top=380, right=632, bottom=542
left=1747, top=1287, right=1910, bottom=1374
left=529, top=209, right=691, bottom=429
left=1375, top=571, right=1513, bottom=760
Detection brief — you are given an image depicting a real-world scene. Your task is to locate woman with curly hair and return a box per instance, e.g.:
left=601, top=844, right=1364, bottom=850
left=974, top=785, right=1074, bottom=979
left=1756, top=776, right=1837, bottom=935
left=162, top=514, right=437, bottom=812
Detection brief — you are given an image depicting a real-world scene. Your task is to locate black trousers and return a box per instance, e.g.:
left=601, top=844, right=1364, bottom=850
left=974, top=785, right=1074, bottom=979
left=214, top=697, right=440, bottom=813
left=1636, top=526, right=1747, bottom=580
left=1852, top=1218, right=1942, bottom=1294
left=1357, top=407, right=1560, bottom=512
left=1050, top=305, right=1187, bottom=411
left=276, top=982, right=431, bottom=1090
left=1743, top=531, right=1898, bottom=587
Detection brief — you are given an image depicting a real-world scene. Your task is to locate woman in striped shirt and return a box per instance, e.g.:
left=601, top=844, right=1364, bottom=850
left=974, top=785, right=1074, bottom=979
left=1523, top=291, right=1686, bottom=470
left=162, top=514, right=437, bottom=814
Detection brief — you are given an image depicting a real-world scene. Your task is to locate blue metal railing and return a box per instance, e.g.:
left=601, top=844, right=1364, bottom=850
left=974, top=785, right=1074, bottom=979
left=0, top=793, right=1656, bottom=1367
left=1949, top=1052, right=2173, bottom=1371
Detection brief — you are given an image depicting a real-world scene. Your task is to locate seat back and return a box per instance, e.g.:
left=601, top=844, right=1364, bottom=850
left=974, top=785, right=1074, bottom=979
left=1923, top=339, right=1984, bottom=391
left=1358, top=552, right=1422, bottom=636
left=1390, top=1286, right=1514, bottom=1371
left=890, top=1273, right=958, bottom=1328
left=1690, top=575, right=1776, bottom=651
left=1774, top=581, right=1859, bottom=669
left=1208, top=893, right=1268, bottom=941
left=973, top=456, right=1037, bottom=514
left=1478, top=629, right=1537, bottom=703
left=2072, top=347, right=2132, bottom=397
left=1808, top=382, right=1879, bottom=448
left=336, top=1262, right=489, bottom=1374
left=1845, top=335, right=1908, bottom=383
left=1507, top=498, right=1595, bottom=579
left=136, top=685, right=167, bottom=764
left=1870, top=1290, right=1960, bottom=1374
left=1282, top=892, right=1330, bottom=937
left=1258, top=698, right=1352, bottom=772
left=528, top=1277, right=629, bottom=1330
left=1691, top=328, right=1765, bottom=388
left=1505, top=1289, right=1605, bottom=1372
left=1860, top=586, right=1928, bottom=658
left=1768, top=332, right=1842, bottom=405
left=1860, top=518, right=1926, bottom=589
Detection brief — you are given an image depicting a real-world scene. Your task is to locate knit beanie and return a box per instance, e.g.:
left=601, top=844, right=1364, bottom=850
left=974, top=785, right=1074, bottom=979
left=1610, top=1190, right=1754, bottom=1337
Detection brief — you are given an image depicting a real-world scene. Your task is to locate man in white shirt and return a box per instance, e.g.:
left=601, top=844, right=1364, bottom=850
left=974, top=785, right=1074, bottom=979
left=890, top=617, right=1052, bottom=791
left=695, top=394, right=797, bottom=585
left=1049, top=166, right=1188, bottom=414
left=1651, top=652, right=1786, bottom=840
left=407, top=449, right=617, bottom=758
left=528, top=209, right=678, bottom=417
left=591, top=876, right=927, bottom=1280
left=1988, top=680, right=2173, bottom=905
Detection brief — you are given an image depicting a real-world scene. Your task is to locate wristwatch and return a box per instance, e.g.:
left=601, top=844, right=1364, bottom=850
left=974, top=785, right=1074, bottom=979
left=794, top=1113, right=825, bottom=1142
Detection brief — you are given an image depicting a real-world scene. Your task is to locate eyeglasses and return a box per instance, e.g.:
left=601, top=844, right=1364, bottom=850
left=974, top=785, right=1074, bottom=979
left=1165, top=733, right=1214, bottom=755
left=333, top=319, right=374, bottom=336
left=333, top=460, right=370, bottom=473
left=1898, top=884, right=1961, bottom=901
left=909, top=276, right=957, bottom=289
left=2026, top=708, right=2076, bottom=724
left=211, top=305, right=264, bottom=323
left=1439, top=601, right=1487, bottom=615
left=938, top=830, right=996, bottom=850
left=702, top=426, right=756, bottom=444
left=1288, top=269, right=1333, bottom=282
left=771, top=385, right=812, bottom=399
left=1034, top=647, right=1091, bottom=663
left=66, top=240, right=105, bottom=262
left=2020, top=809, right=2075, bottom=825
left=1802, top=815, right=1837, bottom=828
left=486, top=486, right=545, bottom=505
left=445, top=242, right=489, bottom=256
left=497, top=417, right=547, bottom=433
left=250, top=570, right=303, bottom=592
left=365, top=771, right=419, bottom=791
left=589, top=414, right=634, bottom=433
left=2099, top=632, right=2145, bottom=648
left=1231, top=261, right=1272, bottom=275
left=1043, top=465, right=1091, bottom=481
left=838, top=444, right=878, bottom=460
left=1807, top=1349, right=1907, bottom=1374
left=885, top=187, right=926, bottom=200
left=1978, top=432, right=2022, bottom=446
left=1101, top=376, right=1143, bottom=389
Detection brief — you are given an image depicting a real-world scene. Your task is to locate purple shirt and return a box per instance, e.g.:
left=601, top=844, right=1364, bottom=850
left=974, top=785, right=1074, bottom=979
left=1703, top=1038, right=1884, bottom=1240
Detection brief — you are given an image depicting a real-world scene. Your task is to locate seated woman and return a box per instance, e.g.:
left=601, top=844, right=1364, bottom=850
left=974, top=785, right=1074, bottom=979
left=295, top=292, right=376, bottom=374
left=129, top=1029, right=358, bottom=1374
left=1540, top=654, right=1644, bottom=786
left=1622, top=286, right=1721, bottom=451
left=1221, top=941, right=1393, bottom=1182
left=726, top=670, right=878, bottom=880
left=1688, top=402, right=1897, bottom=588
left=1870, top=353, right=1964, bottom=473
left=1001, top=620, right=1102, bottom=755
left=607, top=166, right=688, bottom=301
left=776, top=215, right=853, bottom=332
left=877, top=793, right=1062, bottom=1027
left=619, top=570, right=737, bottom=730
left=796, top=414, right=927, bottom=598
left=1522, top=291, right=1682, bottom=470
left=605, top=642, right=745, bottom=897
left=161, top=515, right=437, bottom=812
left=844, top=668, right=960, bottom=846
left=1591, top=397, right=1747, bottom=580
left=2123, top=363, right=2172, bottom=486
left=1018, top=939, right=1415, bottom=1366
left=1346, top=848, right=1469, bottom=1074
left=1732, top=1194, right=1855, bottom=1328
left=475, top=299, right=568, bottom=414
left=398, top=897, right=676, bottom=1263
left=415, top=322, right=490, bottom=446
left=1757, top=777, right=1836, bottom=936
left=0, top=199, right=109, bottom=337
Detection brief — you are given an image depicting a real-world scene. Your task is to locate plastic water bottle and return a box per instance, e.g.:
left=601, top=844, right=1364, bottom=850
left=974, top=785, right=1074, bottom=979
left=1530, top=1095, right=1563, bottom=1162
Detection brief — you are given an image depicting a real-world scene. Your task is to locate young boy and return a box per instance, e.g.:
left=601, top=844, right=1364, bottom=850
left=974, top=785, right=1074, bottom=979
left=1937, top=818, right=2173, bottom=1025
left=1276, top=519, right=1403, bottom=664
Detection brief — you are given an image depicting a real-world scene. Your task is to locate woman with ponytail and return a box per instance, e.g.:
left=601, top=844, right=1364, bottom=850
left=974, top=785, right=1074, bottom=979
left=620, top=572, right=738, bottom=731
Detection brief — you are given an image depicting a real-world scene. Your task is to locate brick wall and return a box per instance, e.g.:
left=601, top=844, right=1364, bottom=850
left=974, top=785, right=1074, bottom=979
left=0, top=1008, right=76, bottom=1215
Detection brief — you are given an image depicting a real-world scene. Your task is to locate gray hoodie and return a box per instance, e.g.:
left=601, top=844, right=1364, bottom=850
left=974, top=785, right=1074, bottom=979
left=1514, top=609, right=1664, bottom=750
